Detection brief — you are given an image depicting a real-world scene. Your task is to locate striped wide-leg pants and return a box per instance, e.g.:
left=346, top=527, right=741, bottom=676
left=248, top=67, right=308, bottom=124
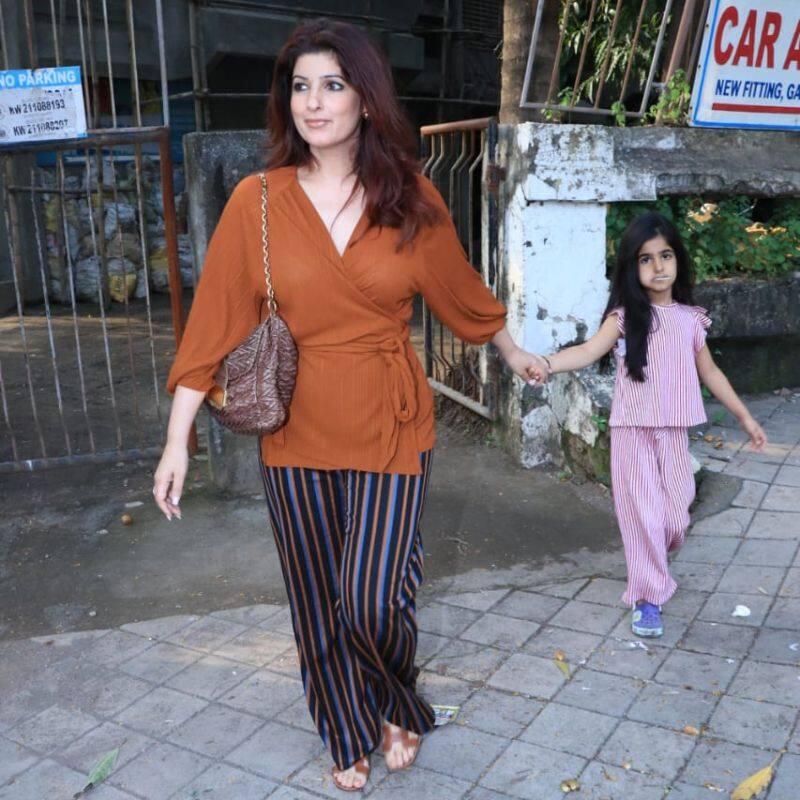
left=258, top=450, right=436, bottom=770
left=610, top=427, right=695, bottom=607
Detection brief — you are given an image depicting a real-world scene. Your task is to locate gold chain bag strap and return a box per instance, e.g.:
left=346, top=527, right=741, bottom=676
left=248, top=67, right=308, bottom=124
left=205, top=172, right=298, bottom=435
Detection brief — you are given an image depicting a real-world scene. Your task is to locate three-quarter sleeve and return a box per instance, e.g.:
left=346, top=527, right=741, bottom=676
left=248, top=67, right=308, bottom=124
left=166, top=181, right=262, bottom=394
left=413, top=178, right=506, bottom=344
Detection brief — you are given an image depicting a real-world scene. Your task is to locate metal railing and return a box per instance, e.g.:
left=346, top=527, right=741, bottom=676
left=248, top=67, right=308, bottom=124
left=0, top=1, right=188, bottom=472
left=520, top=0, right=706, bottom=121
left=420, top=117, right=500, bottom=420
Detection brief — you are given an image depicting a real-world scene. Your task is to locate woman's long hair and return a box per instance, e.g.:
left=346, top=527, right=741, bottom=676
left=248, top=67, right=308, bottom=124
left=601, top=211, right=695, bottom=381
left=267, top=19, right=442, bottom=248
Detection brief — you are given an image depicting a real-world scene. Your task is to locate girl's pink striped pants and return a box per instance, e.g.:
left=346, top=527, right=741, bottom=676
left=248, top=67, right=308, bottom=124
left=610, top=427, right=695, bottom=606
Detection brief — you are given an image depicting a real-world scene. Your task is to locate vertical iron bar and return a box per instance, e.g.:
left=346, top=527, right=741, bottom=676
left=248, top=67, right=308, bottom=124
left=154, top=0, right=170, bottom=126
left=30, top=169, right=72, bottom=455
left=83, top=145, right=124, bottom=450
left=22, top=0, right=38, bottom=66
left=569, top=0, right=599, bottom=108
left=126, top=0, right=162, bottom=420
left=49, top=0, right=62, bottom=64
left=100, top=0, right=118, bottom=127
left=0, top=1, right=9, bottom=69
left=519, top=0, right=546, bottom=108
left=2, top=158, right=47, bottom=458
left=188, top=0, right=204, bottom=131
left=56, top=153, right=96, bottom=452
left=639, top=0, right=675, bottom=115
left=75, top=0, right=93, bottom=124
left=593, top=0, right=624, bottom=108
left=0, top=356, right=18, bottom=463
left=545, top=0, right=571, bottom=107
left=619, top=0, right=649, bottom=106
left=81, top=0, right=101, bottom=129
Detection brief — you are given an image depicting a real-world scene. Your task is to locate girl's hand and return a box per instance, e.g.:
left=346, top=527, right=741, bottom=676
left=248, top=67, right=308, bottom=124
left=741, top=415, right=767, bottom=451
left=504, top=346, right=550, bottom=385
left=153, top=441, right=188, bottom=520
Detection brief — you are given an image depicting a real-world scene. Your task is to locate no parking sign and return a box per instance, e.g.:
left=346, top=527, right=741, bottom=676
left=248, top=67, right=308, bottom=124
left=690, top=0, right=800, bottom=130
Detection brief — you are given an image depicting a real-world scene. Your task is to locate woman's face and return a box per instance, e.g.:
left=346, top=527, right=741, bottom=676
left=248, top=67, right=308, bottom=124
left=290, top=51, right=363, bottom=153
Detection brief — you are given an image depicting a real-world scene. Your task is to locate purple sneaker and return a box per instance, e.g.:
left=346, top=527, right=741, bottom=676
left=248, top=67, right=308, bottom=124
left=632, top=601, right=663, bottom=637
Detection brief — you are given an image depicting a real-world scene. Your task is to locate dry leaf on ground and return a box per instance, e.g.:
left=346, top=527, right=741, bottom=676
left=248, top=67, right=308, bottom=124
left=731, top=758, right=778, bottom=800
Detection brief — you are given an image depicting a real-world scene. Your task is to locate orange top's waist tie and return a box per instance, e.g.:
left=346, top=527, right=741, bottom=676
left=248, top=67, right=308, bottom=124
left=304, top=335, right=419, bottom=469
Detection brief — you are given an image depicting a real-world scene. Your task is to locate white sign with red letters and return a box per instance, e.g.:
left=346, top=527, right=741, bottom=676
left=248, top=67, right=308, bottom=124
left=690, top=0, right=800, bottom=129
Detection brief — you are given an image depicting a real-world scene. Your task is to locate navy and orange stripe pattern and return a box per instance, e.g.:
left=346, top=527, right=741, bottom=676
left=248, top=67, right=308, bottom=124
left=258, top=449, right=436, bottom=770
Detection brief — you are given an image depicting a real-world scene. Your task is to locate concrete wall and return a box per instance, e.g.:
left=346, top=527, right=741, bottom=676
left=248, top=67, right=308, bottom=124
left=183, top=131, right=267, bottom=494
left=497, top=123, right=800, bottom=473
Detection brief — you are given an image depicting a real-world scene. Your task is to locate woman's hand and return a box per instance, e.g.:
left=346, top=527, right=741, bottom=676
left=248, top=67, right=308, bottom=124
left=741, top=415, right=767, bottom=452
left=153, top=441, right=188, bottom=520
left=504, top=346, right=550, bottom=386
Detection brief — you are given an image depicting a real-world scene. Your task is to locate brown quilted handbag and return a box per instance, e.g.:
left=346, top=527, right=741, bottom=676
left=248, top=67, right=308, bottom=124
left=204, top=172, right=298, bottom=435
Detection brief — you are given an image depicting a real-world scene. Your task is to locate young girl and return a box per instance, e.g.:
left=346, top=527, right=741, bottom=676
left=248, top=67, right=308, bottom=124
left=536, top=212, right=766, bottom=637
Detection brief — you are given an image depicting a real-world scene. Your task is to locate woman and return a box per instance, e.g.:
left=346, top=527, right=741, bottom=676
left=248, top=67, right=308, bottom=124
left=154, top=19, right=547, bottom=792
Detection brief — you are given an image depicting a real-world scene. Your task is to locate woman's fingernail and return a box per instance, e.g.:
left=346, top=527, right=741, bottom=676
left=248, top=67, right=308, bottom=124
left=171, top=496, right=180, bottom=505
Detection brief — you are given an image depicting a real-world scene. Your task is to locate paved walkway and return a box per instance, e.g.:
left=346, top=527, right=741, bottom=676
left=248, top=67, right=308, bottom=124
left=1, top=392, right=799, bottom=800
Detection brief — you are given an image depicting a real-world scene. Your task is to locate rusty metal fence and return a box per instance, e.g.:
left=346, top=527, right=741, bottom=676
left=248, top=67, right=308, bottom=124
left=420, top=117, right=501, bottom=420
left=521, top=0, right=707, bottom=121
left=0, top=1, right=187, bottom=472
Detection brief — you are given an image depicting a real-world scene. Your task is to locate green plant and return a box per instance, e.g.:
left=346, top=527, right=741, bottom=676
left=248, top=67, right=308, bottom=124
left=712, top=409, right=727, bottom=425
left=646, top=69, right=691, bottom=125
left=590, top=413, right=609, bottom=432
left=611, top=100, right=627, bottom=127
left=607, top=195, right=800, bottom=282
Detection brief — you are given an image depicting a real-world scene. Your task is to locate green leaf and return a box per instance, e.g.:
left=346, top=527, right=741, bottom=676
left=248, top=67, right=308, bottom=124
left=73, top=748, right=119, bottom=798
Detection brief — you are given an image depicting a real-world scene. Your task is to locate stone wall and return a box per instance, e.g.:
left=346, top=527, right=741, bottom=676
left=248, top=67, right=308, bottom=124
left=497, top=123, right=800, bottom=475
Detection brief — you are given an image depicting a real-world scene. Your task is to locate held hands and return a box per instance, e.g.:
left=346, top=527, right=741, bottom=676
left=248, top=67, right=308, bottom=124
left=152, top=441, right=188, bottom=520
left=741, top=415, right=767, bottom=452
left=504, top=346, right=551, bottom=386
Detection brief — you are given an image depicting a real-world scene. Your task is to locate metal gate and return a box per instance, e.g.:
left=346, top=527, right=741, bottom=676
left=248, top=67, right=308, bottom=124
left=0, top=1, right=188, bottom=472
left=420, top=117, right=501, bottom=420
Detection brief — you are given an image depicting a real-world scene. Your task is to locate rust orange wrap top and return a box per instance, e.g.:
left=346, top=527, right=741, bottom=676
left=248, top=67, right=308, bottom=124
left=167, top=167, right=507, bottom=474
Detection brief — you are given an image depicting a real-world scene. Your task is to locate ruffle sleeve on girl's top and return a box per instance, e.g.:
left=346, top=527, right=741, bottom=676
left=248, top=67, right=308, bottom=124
left=691, top=306, right=712, bottom=353
left=608, top=307, right=625, bottom=336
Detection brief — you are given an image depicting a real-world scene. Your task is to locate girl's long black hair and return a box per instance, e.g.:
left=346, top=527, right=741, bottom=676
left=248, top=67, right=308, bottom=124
left=601, top=211, right=694, bottom=382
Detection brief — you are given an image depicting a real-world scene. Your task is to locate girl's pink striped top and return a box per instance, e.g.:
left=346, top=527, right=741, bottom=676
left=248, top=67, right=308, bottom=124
left=609, top=303, right=711, bottom=428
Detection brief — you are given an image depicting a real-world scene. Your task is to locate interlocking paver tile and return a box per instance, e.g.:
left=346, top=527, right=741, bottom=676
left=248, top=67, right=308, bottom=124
left=654, top=649, right=739, bottom=693
left=212, top=628, right=295, bottom=667
left=114, top=687, right=207, bottom=738
left=75, top=671, right=152, bottom=717
left=520, top=702, right=617, bottom=758
left=608, top=613, right=689, bottom=649
left=427, top=640, right=509, bottom=682
left=166, top=654, right=255, bottom=700
left=164, top=616, right=248, bottom=652
left=598, top=719, right=694, bottom=780
left=698, top=592, right=772, bottom=627
left=225, top=721, right=324, bottom=781
left=678, top=620, right=756, bottom=658
left=522, top=625, right=603, bottom=663
left=210, top=603, right=283, bottom=626
left=167, top=703, right=264, bottom=758
left=707, top=695, right=795, bottom=749
left=749, top=627, right=800, bottom=664
left=531, top=578, right=590, bottom=599
left=81, top=630, right=154, bottom=667
left=369, top=765, right=472, bottom=799
left=716, top=564, right=787, bottom=595
left=457, top=687, right=543, bottom=738
left=668, top=562, right=726, bottom=592
left=7, top=704, right=100, bottom=754
left=480, top=740, right=586, bottom=800
left=436, top=589, right=511, bottom=612
left=763, top=485, right=800, bottom=513
left=778, top=568, right=800, bottom=597
left=548, top=600, right=625, bottom=636
left=577, top=760, right=666, bottom=799
left=729, top=660, right=800, bottom=706
left=586, top=636, right=669, bottom=679
left=724, top=458, right=780, bottom=483
left=747, top=511, right=800, bottom=539
left=416, top=630, right=451, bottom=663
left=110, top=741, right=212, bottom=800
left=0, top=759, right=90, bottom=800
left=120, top=614, right=199, bottom=640
left=574, top=578, right=628, bottom=606
left=417, top=602, right=481, bottom=637
left=682, top=739, right=774, bottom=793
left=417, top=672, right=476, bottom=708
left=775, top=465, right=800, bottom=487
left=553, top=669, right=642, bottom=715
left=673, top=536, right=740, bottom=564
left=490, top=590, right=566, bottom=623
left=768, top=752, right=800, bottom=800
left=460, top=613, right=539, bottom=650
left=486, top=653, right=567, bottom=699
left=732, top=480, right=769, bottom=509
left=0, top=735, right=38, bottom=785
left=56, top=721, right=154, bottom=773
left=624, top=682, right=717, bottom=729
left=733, top=539, right=799, bottom=567
left=414, top=724, right=510, bottom=781
left=118, top=641, right=201, bottom=684
left=218, top=668, right=304, bottom=716
left=690, top=508, right=754, bottom=537
left=174, top=762, right=277, bottom=799
left=765, top=598, right=800, bottom=631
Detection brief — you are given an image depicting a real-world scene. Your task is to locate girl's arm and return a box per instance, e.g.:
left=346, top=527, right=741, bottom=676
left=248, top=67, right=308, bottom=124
left=492, top=326, right=551, bottom=384
left=695, top=345, right=766, bottom=450
left=544, top=315, right=621, bottom=376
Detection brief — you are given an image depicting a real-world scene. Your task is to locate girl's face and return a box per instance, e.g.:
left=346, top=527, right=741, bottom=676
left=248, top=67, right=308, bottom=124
left=290, top=51, right=363, bottom=154
left=637, top=234, right=677, bottom=303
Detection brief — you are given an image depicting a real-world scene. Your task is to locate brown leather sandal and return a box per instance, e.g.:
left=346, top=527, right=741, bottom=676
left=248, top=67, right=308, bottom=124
left=331, top=756, right=370, bottom=792
left=381, top=722, right=421, bottom=773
